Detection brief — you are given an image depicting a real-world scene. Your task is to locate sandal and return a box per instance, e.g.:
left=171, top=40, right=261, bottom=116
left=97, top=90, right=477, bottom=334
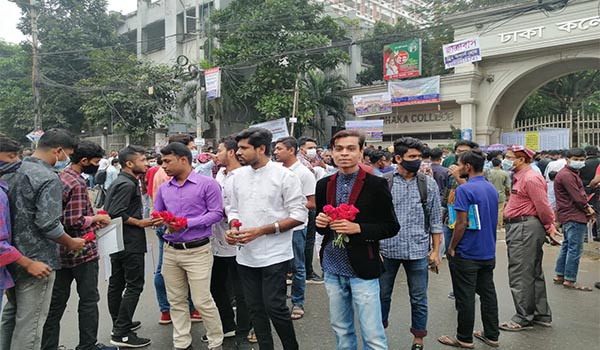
left=247, top=329, right=258, bottom=343
left=411, top=344, right=424, bottom=350
left=437, top=335, right=474, bottom=348
left=473, top=330, right=499, bottom=347
left=563, top=282, right=593, bottom=291
left=290, top=305, right=304, bottom=320
left=499, top=321, right=533, bottom=332
left=552, top=276, right=564, bottom=284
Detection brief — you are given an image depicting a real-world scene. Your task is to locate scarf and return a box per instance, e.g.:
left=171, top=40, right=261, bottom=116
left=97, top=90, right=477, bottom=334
left=0, top=160, right=22, bottom=176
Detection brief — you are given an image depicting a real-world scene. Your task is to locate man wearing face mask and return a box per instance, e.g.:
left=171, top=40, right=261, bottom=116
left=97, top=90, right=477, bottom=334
left=379, top=137, right=443, bottom=350
left=552, top=148, right=596, bottom=291
left=0, top=129, right=87, bottom=350
left=41, top=141, right=115, bottom=350
left=500, top=145, right=561, bottom=332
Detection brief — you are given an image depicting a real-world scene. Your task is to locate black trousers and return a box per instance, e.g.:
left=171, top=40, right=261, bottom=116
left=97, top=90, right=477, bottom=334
left=210, top=256, right=251, bottom=337
left=304, top=209, right=317, bottom=276
left=41, top=260, right=100, bottom=350
left=107, top=251, right=145, bottom=337
left=449, top=256, right=499, bottom=343
left=238, top=261, right=298, bottom=350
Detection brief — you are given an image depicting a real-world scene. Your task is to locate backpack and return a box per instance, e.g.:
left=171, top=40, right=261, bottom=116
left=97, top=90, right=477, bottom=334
left=94, top=170, right=107, bottom=186
left=383, top=171, right=430, bottom=232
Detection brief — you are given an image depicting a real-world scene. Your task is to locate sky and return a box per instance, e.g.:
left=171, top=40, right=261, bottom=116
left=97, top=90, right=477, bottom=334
left=0, top=0, right=138, bottom=44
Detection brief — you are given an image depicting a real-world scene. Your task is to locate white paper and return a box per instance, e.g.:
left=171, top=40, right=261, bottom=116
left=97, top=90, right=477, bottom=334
left=96, top=217, right=125, bottom=257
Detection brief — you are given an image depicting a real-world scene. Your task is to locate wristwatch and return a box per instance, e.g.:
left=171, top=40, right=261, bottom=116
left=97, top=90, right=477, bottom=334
left=274, top=222, right=281, bottom=234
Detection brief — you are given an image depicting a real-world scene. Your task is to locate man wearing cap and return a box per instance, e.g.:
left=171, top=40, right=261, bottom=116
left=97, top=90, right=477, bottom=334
left=499, top=145, right=561, bottom=332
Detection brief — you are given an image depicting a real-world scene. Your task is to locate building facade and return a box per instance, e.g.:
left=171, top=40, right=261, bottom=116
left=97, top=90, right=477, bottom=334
left=317, top=0, right=429, bottom=27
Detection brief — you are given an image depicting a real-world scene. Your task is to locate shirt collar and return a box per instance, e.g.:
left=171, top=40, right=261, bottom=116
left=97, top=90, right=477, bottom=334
left=63, top=167, right=83, bottom=178
left=168, top=170, right=199, bottom=186
left=468, top=175, right=486, bottom=182
left=120, top=171, right=139, bottom=184
left=338, top=169, right=359, bottom=182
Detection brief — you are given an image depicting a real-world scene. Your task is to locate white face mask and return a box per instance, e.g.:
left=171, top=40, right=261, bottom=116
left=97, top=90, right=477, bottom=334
left=569, top=160, right=585, bottom=170
left=306, top=148, right=317, bottom=159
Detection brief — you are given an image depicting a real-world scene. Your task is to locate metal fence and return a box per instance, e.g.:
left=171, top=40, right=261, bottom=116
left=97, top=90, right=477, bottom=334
left=514, top=110, right=600, bottom=147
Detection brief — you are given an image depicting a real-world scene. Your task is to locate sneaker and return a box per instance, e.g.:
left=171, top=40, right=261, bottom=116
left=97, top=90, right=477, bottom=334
left=448, top=291, right=455, bottom=299
left=306, top=272, right=324, bottom=284
left=110, top=332, right=151, bottom=348
left=159, top=311, right=172, bottom=325
left=174, top=345, right=193, bottom=350
left=190, top=309, right=203, bottom=322
left=236, top=339, right=255, bottom=350
left=96, top=344, right=118, bottom=350
left=130, top=321, right=141, bottom=331
left=201, top=330, right=235, bottom=342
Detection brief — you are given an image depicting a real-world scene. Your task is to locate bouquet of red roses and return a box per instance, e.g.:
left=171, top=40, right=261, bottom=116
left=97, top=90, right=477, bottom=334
left=323, top=203, right=360, bottom=249
left=151, top=211, right=188, bottom=232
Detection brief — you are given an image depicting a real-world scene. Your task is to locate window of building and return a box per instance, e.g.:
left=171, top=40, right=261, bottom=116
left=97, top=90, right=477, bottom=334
left=142, top=20, right=165, bottom=53
left=124, top=30, right=137, bottom=54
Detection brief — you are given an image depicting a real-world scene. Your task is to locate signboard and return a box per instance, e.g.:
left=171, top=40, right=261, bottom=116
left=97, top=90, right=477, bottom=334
left=352, top=92, right=392, bottom=117
left=525, top=132, right=539, bottom=150
left=461, top=128, right=473, bottom=141
left=388, top=76, right=440, bottom=106
left=442, top=37, right=482, bottom=69
left=26, top=130, right=44, bottom=142
left=345, top=120, right=384, bottom=142
left=204, top=67, right=221, bottom=100
left=500, top=128, right=570, bottom=150
left=383, top=39, right=422, bottom=80
left=251, top=118, right=289, bottom=141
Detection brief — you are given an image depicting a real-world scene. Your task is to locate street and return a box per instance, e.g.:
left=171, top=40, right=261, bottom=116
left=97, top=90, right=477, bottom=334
left=55, top=231, right=600, bottom=350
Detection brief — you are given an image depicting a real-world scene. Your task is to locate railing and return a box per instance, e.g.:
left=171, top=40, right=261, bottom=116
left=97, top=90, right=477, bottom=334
left=514, top=110, right=600, bottom=147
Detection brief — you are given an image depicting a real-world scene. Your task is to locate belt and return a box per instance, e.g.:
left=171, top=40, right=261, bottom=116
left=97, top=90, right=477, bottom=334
left=164, top=237, right=209, bottom=250
left=504, top=215, right=537, bottom=224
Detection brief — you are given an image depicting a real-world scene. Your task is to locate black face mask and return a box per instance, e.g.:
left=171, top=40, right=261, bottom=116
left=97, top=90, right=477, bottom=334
left=82, top=164, right=99, bottom=175
left=401, top=159, right=422, bottom=173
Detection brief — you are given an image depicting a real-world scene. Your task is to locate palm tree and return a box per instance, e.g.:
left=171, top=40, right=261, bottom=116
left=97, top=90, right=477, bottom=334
left=301, top=69, right=349, bottom=144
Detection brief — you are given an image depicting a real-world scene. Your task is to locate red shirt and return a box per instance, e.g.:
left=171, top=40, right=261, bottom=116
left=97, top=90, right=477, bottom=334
left=554, top=166, right=588, bottom=224
left=504, top=165, right=556, bottom=232
left=146, top=166, right=160, bottom=197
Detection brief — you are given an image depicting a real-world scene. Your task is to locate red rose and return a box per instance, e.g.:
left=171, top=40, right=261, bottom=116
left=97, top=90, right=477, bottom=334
left=172, top=217, right=188, bottom=231
left=323, top=205, right=340, bottom=221
left=97, top=210, right=108, bottom=215
left=151, top=211, right=162, bottom=219
left=82, top=232, right=96, bottom=242
left=232, top=221, right=243, bottom=228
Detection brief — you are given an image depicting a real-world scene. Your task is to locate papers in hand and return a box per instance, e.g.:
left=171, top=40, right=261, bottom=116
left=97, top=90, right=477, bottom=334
left=96, top=217, right=125, bottom=256
left=447, top=204, right=481, bottom=230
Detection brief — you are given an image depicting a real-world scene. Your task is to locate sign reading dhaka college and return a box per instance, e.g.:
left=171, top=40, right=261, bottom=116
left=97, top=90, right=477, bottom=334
left=497, top=16, right=599, bottom=43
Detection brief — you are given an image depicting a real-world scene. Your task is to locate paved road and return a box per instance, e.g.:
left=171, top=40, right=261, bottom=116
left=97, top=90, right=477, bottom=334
left=55, top=231, right=599, bottom=350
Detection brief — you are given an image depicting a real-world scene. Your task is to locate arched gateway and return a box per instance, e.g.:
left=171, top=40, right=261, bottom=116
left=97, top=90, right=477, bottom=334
left=347, top=0, right=599, bottom=147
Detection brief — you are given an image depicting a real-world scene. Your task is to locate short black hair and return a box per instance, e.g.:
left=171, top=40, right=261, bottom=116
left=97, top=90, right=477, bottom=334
left=566, top=148, right=586, bottom=158
left=276, top=136, right=298, bottom=155
left=168, top=134, right=194, bottom=146
left=330, top=130, right=365, bottom=150
left=160, top=142, right=193, bottom=165
left=459, top=149, right=485, bottom=172
left=236, top=128, right=273, bottom=156
left=298, top=136, right=317, bottom=148
left=584, top=146, right=598, bottom=156
left=118, top=145, right=146, bottom=167
left=147, top=153, right=157, bottom=160
left=491, top=158, right=501, bottom=167
left=37, top=128, right=78, bottom=150
left=422, top=147, right=431, bottom=159
left=219, top=136, right=238, bottom=152
left=393, top=137, right=425, bottom=157
left=0, top=134, right=20, bottom=153
left=549, top=150, right=559, bottom=156
left=70, top=141, right=105, bottom=164
left=487, top=150, right=502, bottom=161
left=369, top=150, right=385, bottom=164
left=454, top=140, right=479, bottom=151
left=548, top=170, right=558, bottom=181
left=430, top=148, right=443, bottom=161
left=383, top=151, right=394, bottom=161
left=111, top=158, right=120, bottom=165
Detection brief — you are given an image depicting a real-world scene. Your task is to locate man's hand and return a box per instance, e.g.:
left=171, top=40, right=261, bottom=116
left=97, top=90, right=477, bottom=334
left=428, top=251, right=441, bottom=267
left=448, top=248, right=456, bottom=257
left=225, top=229, right=239, bottom=245
left=92, top=214, right=111, bottom=228
left=316, top=213, right=331, bottom=228
left=235, top=227, right=265, bottom=244
left=329, top=220, right=361, bottom=235
left=448, top=164, right=460, bottom=179
left=68, top=237, right=86, bottom=251
left=138, top=218, right=161, bottom=228
left=546, top=228, right=563, bottom=245
left=25, top=261, right=52, bottom=279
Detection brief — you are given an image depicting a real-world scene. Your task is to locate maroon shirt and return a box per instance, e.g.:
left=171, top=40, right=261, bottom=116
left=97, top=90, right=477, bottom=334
left=554, top=166, right=588, bottom=224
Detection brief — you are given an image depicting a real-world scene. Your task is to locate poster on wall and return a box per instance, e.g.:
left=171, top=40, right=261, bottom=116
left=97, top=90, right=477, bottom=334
left=442, top=37, right=482, bottom=69
left=345, top=120, right=384, bottom=142
left=500, top=128, right=570, bottom=150
left=383, top=39, right=422, bottom=80
left=251, top=118, right=290, bottom=141
left=388, top=76, right=440, bottom=106
left=352, top=93, right=392, bottom=117
left=205, top=67, right=221, bottom=100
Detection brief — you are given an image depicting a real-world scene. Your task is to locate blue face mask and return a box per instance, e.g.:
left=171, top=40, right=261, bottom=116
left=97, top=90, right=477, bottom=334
left=569, top=160, right=586, bottom=170
left=191, top=150, right=199, bottom=160
left=54, top=150, right=70, bottom=170
left=501, top=159, right=514, bottom=171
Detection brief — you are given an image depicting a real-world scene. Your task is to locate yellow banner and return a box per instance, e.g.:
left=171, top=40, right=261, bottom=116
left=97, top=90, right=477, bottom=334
left=525, top=132, right=539, bottom=151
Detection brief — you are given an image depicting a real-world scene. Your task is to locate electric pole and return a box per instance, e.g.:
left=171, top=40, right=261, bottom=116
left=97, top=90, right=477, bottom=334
left=30, top=0, right=42, bottom=131
left=290, top=76, right=300, bottom=136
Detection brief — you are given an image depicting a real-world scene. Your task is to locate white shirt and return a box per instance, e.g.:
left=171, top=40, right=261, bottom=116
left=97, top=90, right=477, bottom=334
left=98, top=158, right=110, bottom=171
left=228, top=161, right=308, bottom=268
left=104, top=165, right=119, bottom=189
left=544, top=158, right=566, bottom=181
left=287, top=161, right=316, bottom=229
left=211, top=167, right=238, bottom=257
left=313, top=165, right=326, bottom=181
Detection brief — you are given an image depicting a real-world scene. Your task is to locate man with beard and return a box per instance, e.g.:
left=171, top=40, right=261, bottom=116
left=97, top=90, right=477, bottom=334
left=42, top=141, right=115, bottom=350
left=105, top=146, right=160, bottom=348
left=225, top=128, right=307, bottom=350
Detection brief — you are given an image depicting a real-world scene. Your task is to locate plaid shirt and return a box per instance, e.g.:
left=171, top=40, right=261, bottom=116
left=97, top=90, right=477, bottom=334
left=0, top=181, right=22, bottom=290
left=59, top=168, right=99, bottom=268
left=380, top=172, right=443, bottom=260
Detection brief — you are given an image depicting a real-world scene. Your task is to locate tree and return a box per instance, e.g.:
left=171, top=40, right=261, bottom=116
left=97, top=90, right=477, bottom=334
left=211, top=0, right=351, bottom=133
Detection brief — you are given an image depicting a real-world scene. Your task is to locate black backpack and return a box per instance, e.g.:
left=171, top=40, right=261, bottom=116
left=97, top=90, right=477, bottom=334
left=95, top=170, right=107, bottom=186
left=383, top=171, right=430, bottom=232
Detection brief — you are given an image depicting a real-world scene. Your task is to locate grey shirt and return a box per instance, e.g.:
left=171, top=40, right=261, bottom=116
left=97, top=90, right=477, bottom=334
left=2, top=157, right=65, bottom=270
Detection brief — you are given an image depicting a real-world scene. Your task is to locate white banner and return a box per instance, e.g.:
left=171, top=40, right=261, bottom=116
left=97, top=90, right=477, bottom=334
left=205, top=67, right=221, bottom=100
left=443, top=37, right=482, bottom=69
left=251, top=118, right=290, bottom=141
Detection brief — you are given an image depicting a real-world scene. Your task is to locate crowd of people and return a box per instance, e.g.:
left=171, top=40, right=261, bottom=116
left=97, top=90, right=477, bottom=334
left=0, top=128, right=599, bottom=350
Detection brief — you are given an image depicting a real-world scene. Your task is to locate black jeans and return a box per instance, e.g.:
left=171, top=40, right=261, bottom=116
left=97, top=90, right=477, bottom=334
left=107, top=251, right=145, bottom=337
left=238, top=261, right=298, bottom=350
left=41, top=260, right=100, bottom=350
left=210, top=256, right=251, bottom=337
left=449, top=256, right=499, bottom=343
left=304, top=209, right=317, bottom=276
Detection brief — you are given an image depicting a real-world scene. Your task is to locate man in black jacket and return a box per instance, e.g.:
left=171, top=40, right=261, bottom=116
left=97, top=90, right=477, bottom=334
left=316, top=130, right=399, bottom=350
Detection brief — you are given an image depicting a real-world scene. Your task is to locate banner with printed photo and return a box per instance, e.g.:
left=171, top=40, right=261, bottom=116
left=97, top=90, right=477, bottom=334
left=352, top=92, right=392, bottom=117
left=388, top=76, right=440, bottom=106
left=251, top=118, right=290, bottom=141
left=345, top=120, right=384, bottom=142
left=442, top=37, right=482, bottom=69
left=205, top=67, right=221, bottom=100
left=383, top=39, right=422, bottom=80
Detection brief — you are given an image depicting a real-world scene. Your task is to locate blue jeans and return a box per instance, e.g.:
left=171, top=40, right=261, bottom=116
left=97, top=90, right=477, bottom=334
left=324, top=272, right=387, bottom=350
left=379, top=257, right=429, bottom=338
left=291, top=227, right=307, bottom=307
left=154, top=230, right=194, bottom=312
left=554, top=221, right=587, bottom=282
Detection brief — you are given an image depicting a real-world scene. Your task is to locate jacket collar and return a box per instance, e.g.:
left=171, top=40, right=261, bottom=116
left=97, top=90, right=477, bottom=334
left=326, top=168, right=367, bottom=206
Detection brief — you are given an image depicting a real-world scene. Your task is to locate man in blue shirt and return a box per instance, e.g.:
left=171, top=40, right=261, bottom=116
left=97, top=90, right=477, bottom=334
left=438, top=149, right=500, bottom=348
